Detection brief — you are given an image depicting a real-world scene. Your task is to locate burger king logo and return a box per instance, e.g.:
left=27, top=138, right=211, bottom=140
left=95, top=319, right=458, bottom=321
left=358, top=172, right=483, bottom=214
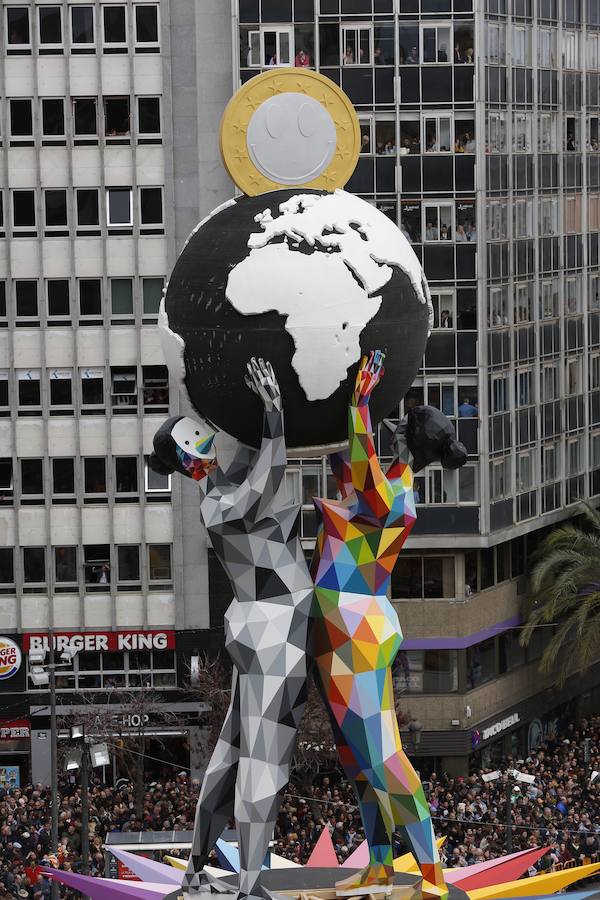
left=0, top=637, right=21, bottom=680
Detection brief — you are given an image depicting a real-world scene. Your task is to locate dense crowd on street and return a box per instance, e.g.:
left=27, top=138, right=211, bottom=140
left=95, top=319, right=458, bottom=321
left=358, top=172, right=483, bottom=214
left=1, top=716, right=600, bottom=897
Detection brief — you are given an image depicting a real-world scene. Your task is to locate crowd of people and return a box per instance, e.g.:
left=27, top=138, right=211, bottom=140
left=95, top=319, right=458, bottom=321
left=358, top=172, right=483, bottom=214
left=1, top=717, right=600, bottom=897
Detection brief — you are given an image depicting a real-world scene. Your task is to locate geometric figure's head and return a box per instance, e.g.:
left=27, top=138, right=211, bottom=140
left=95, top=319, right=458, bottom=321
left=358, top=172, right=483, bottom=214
left=161, top=189, right=432, bottom=454
left=384, top=406, right=467, bottom=474
left=151, top=415, right=217, bottom=482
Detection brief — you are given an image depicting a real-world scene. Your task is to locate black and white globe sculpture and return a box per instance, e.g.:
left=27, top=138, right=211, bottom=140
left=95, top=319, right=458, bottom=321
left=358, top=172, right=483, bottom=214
left=160, top=188, right=432, bottom=452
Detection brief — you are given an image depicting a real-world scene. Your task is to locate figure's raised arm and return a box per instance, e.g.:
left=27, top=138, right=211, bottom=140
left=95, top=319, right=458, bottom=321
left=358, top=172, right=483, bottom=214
left=224, top=358, right=287, bottom=518
left=348, top=351, right=394, bottom=516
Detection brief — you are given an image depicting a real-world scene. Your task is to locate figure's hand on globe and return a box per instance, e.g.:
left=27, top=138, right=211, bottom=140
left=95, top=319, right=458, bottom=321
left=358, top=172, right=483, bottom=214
left=245, top=357, right=282, bottom=413
left=353, top=350, right=385, bottom=407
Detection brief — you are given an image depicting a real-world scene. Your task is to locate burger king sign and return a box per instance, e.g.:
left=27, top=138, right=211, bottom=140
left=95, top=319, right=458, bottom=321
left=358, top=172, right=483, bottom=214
left=0, top=637, right=21, bottom=680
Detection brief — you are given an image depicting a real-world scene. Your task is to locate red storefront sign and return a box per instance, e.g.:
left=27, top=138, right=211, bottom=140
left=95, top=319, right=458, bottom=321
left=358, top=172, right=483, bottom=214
left=0, top=718, right=30, bottom=740
left=23, top=631, right=175, bottom=653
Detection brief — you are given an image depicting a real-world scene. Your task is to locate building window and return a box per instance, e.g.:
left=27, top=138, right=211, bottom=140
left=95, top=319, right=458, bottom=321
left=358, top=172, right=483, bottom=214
left=142, top=366, right=168, bottom=411
left=42, top=99, right=65, bottom=140
left=393, top=650, right=458, bottom=694
left=76, top=189, right=100, bottom=229
left=140, top=187, right=163, bottom=227
left=421, top=23, right=452, bottom=63
left=55, top=547, right=77, bottom=584
left=49, top=369, right=73, bottom=409
left=73, top=98, right=97, bottom=137
left=145, top=459, right=170, bottom=493
left=0, top=548, right=14, bottom=587
left=0, top=460, right=13, bottom=505
left=563, top=29, right=578, bottom=68
left=84, top=545, right=110, bottom=588
left=23, top=548, right=46, bottom=585
left=487, top=111, right=506, bottom=152
left=18, top=371, right=41, bottom=410
left=12, top=191, right=36, bottom=231
left=392, top=555, right=456, bottom=600
left=115, top=457, right=138, bottom=495
left=10, top=99, right=33, bottom=139
left=247, top=26, right=293, bottom=67
left=342, top=24, right=371, bottom=65
left=0, top=372, right=9, bottom=414
left=80, top=368, right=104, bottom=408
left=71, top=6, right=95, bottom=47
left=148, top=544, right=172, bottom=582
left=44, top=190, right=68, bottom=230
left=467, top=637, right=496, bottom=688
left=84, top=457, right=107, bottom=495
left=539, top=197, right=558, bottom=236
left=52, top=458, right=75, bottom=496
left=117, top=545, right=140, bottom=584
left=79, top=279, right=102, bottom=318
left=38, top=6, right=62, bottom=48
left=107, top=188, right=132, bottom=227
left=111, top=369, right=137, bottom=411
left=104, top=97, right=130, bottom=138
left=137, top=97, right=161, bottom=137
left=424, top=202, right=454, bottom=241
left=423, top=114, right=452, bottom=152
left=513, top=112, right=532, bottom=152
left=430, top=291, right=455, bottom=329
left=47, top=280, right=70, bottom=319
left=134, top=5, right=159, bottom=47
left=103, top=5, right=127, bottom=49
left=15, top=281, right=38, bottom=319
left=142, top=277, right=163, bottom=316
left=110, top=279, right=133, bottom=317
left=6, top=7, right=31, bottom=51
left=21, top=459, right=44, bottom=498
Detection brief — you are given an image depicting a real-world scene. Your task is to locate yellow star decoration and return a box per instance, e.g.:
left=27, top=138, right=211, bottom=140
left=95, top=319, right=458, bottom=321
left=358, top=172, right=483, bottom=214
left=219, top=68, right=361, bottom=196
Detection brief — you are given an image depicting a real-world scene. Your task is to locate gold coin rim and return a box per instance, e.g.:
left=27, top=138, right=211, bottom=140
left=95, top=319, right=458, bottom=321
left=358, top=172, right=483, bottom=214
left=219, top=68, right=361, bottom=196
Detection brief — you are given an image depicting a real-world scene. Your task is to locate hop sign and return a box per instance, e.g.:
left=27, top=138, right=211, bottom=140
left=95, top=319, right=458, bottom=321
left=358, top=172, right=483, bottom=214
left=0, top=637, right=22, bottom=680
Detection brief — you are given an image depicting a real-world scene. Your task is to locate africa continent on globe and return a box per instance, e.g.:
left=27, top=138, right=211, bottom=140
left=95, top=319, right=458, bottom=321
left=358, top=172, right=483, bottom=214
left=160, top=188, right=432, bottom=451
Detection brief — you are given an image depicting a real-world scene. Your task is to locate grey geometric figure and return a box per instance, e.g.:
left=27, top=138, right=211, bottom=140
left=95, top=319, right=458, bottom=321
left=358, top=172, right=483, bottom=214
left=151, top=359, right=312, bottom=900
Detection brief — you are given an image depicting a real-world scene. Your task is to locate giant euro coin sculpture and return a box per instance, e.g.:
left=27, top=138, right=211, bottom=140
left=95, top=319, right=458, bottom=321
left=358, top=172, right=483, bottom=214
left=160, top=188, right=432, bottom=451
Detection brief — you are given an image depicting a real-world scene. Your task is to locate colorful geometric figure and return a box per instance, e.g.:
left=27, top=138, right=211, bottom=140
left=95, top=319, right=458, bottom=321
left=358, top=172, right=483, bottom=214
left=446, top=847, right=549, bottom=890
left=466, top=862, right=600, bottom=900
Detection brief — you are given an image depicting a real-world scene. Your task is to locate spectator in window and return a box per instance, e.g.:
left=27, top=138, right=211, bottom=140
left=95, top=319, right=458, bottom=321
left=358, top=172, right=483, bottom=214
left=93, top=563, right=110, bottom=584
left=466, top=221, right=477, bottom=241
left=440, top=309, right=453, bottom=328
left=458, top=397, right=478, bottom=418
left=295, top=49, right=310, bottom=67
left=438, top=43, right=448, bottom=61
left=456, top=224, right=468, bottom=242
left=464, top=47, right=474, bottom=62
left=464, top=133, right=476, bottom=152
left=426, top=221, right=438, bottom=240
left=343, top=46, right=354, bottom=64
left=374, top=46, right=383, bottom=64
left=426, top=135, right=439, bottom=152
left=400, top=220, right=412, bottom=243
left=361, top=133, right=370, bottom=153
left=454, top=43, right=463, bottom=62
left=406, top=45, right=419, bottom=63
left=440, top=224, right=450, bottom=240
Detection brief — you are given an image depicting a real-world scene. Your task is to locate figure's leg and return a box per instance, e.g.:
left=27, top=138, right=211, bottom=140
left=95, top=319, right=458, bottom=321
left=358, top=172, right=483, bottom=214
left=334, top=666, right=447, bottom=900
left=235, top=660, right=307, bottom=900
left=312, top=666, right=395, bottom=889
left=183, top=669, right=241, bottom=890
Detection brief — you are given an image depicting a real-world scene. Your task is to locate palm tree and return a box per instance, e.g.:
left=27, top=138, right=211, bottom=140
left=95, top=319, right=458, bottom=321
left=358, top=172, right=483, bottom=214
left=520, top=504, right=600, bottom=684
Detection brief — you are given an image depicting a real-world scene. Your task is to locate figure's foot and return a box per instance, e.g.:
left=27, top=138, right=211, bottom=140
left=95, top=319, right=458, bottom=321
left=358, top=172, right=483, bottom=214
left=335, top=864, right=395, bottom=896
left=421, top=882, right=449, bottom=900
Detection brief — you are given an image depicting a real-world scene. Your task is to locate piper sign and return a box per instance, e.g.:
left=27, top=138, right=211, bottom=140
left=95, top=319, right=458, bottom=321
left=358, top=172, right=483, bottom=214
left=24, top=630, right=175, bottom=654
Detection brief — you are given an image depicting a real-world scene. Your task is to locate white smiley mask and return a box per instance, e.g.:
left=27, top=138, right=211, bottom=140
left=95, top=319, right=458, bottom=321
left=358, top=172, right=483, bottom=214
left=246, top=93, right=337, bottom=185
left=171, top=416, right=216, bottom=459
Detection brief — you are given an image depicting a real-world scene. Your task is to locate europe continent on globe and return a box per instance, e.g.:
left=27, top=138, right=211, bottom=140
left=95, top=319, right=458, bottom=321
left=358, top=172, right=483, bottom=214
left=160, top=189, right=433, bottom=452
